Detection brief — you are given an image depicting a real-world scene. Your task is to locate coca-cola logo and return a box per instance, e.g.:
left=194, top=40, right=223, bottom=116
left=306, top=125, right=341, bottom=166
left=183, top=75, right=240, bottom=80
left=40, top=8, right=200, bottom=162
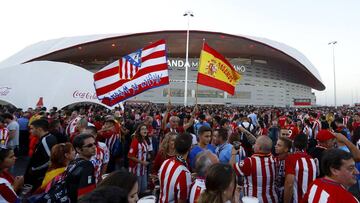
left=72, top=90, right=97, bottom=100
left=0, top=87, right=11, bottom=96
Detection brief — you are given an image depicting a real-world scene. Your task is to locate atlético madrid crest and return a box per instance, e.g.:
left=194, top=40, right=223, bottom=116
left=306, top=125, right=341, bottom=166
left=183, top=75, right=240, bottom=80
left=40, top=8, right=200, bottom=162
left=205, top=59, right=218, bottom=76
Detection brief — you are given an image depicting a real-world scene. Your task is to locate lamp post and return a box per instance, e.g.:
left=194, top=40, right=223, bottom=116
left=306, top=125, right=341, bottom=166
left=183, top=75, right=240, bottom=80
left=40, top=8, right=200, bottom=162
left=183, top=10, right=194, bottom=106
left=328, top=41, right=337, bottom=108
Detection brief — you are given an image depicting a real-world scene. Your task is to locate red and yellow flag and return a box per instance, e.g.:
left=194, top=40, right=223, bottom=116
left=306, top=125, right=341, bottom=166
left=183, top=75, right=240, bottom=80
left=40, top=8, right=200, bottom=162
left=197, top=43, right=241, bottom=95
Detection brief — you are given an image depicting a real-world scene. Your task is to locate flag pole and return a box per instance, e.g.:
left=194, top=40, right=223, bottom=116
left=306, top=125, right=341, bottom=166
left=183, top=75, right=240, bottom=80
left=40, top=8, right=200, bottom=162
left=183, top=11, right=194, bottom=107
left=196, top=38, right=206, bottom=107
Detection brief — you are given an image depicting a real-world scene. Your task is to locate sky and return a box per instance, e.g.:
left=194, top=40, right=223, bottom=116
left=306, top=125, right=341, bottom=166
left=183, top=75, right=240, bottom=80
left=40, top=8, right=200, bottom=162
left=0, top=0, right=359, bottom=106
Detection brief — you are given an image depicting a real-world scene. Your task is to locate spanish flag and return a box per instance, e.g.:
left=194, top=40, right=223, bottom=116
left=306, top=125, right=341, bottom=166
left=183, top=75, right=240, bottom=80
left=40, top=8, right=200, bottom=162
left=197, top=43, right=241, bottom=95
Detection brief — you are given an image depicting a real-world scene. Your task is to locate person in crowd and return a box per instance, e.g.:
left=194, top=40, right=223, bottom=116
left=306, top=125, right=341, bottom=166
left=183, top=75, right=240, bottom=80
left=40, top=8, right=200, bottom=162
left=283, top=134, right=317, bottom=203
left=215, top=128, right=245, bottom=164
left=309, top=112, right=321, bottom=140
left=24, top=119, right=57, bottom=191
left=98, top=118, right=121, bottom=173
left=257, top=120, right=268, bottom=136
left=236, top=124, right=257, bottom=157
left=17, top=112, right=29, bottom=156
left=189, top=126, right=216, bottom=169
left=128, top=123, right=149, bottom=194
left=194, top=114, right=211, bottom=136
left=275, top=136, right=292, bottom=203
left=189, top=150, right=219, bottom=203
left=211, top=128, right=219, bottom=147
left=284, top=117, right=299, bottom=140
left=159, top=132, right=193, bottom=203
left=0, top=147, right=23, bottom=202
left=152, top=132, right=177, bottom=177
left=0, top=116, right=9, bottom=148
left=302, top=119, right=313, bottom=139
left=219, top=118, right=231, bottom=134
left=162, top=103, right=195, bottom=135
left=70, top=117, right=88, bottom=141
left=80, top=170, right=139, bottom=203
left=3, top=113, right=20, bottom=152
left=83, top=126, right=109, bottom=183
left=248, top=109, right=259, bottom=127
left=68, top=133, right=96, bottom=202
left=230, top=135, right=278, bottom=202
left=143, top=115, right=155, bottom=156
left=239, top=116, right=256, bottom=136
left=164, top=115, right=184, bottom=134
left=308, top=129, right=336, bottom=178
left=303, top=149, right=359, bottom=202
left=269, top=118, right=281, bottom=154
left=65, top=111, right=81, bottom=137
left=36, top=142, right=75, bottom=193
left=49, top=119, right=68, bottom=143
left=334, top=117, right=351, bottom=140
left=352, top=113, right=360, bottom=134
left=198, top=163, right=240, bottom=203
left=353, top=127, right=360, bottom=148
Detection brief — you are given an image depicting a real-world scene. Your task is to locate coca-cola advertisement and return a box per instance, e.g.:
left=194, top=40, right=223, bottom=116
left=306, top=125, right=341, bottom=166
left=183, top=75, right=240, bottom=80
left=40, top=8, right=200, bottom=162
left=72, top=90, right=97, bottom=100
left=0, top=87, right=11, bottom=96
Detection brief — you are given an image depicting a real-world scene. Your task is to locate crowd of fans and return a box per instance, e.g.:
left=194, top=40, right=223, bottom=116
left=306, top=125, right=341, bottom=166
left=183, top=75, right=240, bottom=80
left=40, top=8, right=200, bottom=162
left=0, top=103, right=360, bottom=202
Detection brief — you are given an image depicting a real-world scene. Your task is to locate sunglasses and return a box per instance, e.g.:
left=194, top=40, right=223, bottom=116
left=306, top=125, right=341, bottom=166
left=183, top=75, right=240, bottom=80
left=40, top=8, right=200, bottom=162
left=82, top=143, right=96, bottom=148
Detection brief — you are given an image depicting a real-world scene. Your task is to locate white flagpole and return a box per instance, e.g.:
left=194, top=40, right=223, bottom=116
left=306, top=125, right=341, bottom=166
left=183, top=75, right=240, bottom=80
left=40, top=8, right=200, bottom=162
left=184, top=10, right=194, bottom=107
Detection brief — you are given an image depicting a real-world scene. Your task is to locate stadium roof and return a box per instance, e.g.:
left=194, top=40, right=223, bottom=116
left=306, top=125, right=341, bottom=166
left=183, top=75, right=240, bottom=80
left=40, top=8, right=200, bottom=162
left=0, top=30, right=325, bottom=90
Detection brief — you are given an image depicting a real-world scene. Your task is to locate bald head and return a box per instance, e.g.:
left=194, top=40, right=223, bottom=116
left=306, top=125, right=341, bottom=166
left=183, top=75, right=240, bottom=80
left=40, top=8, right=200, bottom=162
left=255, top=136, right=273, bottom=153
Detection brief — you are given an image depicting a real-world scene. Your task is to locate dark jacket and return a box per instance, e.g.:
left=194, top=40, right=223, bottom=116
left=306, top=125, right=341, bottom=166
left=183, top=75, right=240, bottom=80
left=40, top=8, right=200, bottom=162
left=24, top=133, right=57, bottom=190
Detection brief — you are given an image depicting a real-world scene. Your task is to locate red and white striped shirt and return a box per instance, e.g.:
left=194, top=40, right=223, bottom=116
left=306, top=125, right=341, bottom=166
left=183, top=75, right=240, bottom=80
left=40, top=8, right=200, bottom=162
left=90, top=142, right=110, bottom=183
left=189, top=178, right=205, bottom=203
left=303, top=178, right=359, bottom=203
left=158, top=157, right=192, bottom=203
left=0, top=127, right=9, bottom=148
left=233, top=153, right=278, bottom=203
left=312, top=120, right=321, bottom=139
left=128, top=137, right=148, bottom=176
left=65, top=116, right=81, bottom=136
left=285, top=151, right=317, bottom=203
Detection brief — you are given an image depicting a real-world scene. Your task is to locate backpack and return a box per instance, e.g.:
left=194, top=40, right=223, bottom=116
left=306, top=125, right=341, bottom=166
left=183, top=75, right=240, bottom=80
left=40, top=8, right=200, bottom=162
left=25, top=159, right=85, bottom=203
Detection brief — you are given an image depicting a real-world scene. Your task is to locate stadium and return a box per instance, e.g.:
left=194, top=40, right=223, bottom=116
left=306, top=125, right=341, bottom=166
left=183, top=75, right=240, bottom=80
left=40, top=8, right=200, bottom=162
left=0, top=30, right=325, bottom=109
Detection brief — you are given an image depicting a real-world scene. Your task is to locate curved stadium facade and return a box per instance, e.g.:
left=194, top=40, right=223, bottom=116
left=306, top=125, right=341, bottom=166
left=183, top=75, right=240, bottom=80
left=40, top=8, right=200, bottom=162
left=0, top=30, right=325, bottom=108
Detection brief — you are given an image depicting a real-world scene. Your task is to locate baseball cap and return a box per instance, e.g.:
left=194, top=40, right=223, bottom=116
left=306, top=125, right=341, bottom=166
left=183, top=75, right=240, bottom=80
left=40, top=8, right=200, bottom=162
left=317, top=130, right=335, bottom=142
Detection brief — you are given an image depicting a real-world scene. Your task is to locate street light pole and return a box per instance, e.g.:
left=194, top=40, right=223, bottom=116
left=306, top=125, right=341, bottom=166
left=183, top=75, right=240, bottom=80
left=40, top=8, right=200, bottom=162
left=328, top=41, right=337, bottom=108
left=183, top=10, right=193, bottom=106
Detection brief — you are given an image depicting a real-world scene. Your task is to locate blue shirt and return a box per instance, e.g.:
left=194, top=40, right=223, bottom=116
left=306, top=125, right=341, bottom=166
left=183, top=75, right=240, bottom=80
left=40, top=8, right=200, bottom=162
left=189, top=144, right=215, bottom=169
left=17, top=117, right=29, bottom=131
left=247, top=113, right=258, bottom=126
left=215, top=143, right=246, bottom=164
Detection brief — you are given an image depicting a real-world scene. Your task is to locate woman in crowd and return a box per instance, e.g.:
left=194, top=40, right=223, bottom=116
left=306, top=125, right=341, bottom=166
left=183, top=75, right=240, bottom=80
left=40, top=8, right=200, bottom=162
left=128, top=123, right=150, bottom=194
left=198, top=163, right=239, bottom=203
left=36, top=142, right=75, bottom=193
left=0, top=147, right=23, bottom=202
left=152, top=132, right=177, bottom=175
left=80, top=170, right=139, bottom=203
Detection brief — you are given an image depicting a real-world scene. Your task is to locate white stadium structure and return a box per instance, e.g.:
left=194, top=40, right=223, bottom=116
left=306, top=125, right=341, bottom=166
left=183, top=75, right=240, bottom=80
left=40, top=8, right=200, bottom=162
left=0, top=30, right=325, bottom=109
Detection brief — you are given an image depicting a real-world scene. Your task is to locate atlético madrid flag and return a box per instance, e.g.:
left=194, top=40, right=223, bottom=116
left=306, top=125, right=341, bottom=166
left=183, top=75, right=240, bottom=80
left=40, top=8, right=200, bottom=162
left=197, top=43, right=241, bottom=95
left=94, top=40, right=169, bottom=106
